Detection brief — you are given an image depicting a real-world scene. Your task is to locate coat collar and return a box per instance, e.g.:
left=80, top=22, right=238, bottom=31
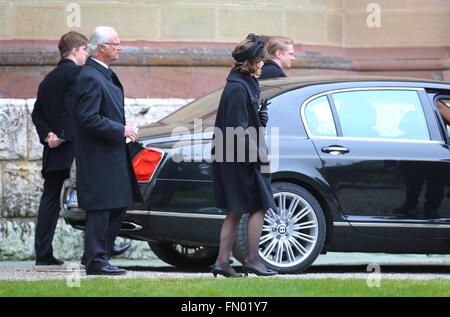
left=263, top=59, right=286, bottom=76
left=85, top=56, right=113, bottom=79
left=264, top=59, right=281, bottom=68
left=85, top=57, right=123, bottom=91
left=226, top=70, right=260, bottom=102
left=57, top=58, right=76, bottom=66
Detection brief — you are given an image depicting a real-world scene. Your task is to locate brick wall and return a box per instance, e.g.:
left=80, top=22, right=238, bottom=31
left=0, top=41, right=449, bottom=99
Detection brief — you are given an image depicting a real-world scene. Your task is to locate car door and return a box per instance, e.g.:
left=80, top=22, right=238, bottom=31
left=302, top=86, right=450, bottom=238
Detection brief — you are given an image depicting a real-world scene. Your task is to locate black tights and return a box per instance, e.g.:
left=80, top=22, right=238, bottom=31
left=215, top=209, right=267, bottom=271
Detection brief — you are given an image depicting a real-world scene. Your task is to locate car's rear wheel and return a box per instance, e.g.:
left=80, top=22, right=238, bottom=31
left=232, top=182, right=326, bottom=273
left=148, top=241, right=218, bottom=268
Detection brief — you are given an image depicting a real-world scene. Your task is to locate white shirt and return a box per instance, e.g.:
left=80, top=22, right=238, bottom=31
left=91, top=57, right=109, bottom=69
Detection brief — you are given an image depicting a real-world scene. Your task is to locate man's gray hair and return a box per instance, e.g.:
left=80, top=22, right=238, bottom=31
left=88, top=26, right=117, bottom=56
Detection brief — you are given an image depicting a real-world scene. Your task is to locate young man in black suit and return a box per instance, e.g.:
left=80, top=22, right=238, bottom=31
left=259, top=36, right=295, bottom=80
left=32, top=31, right=89, bottom=265
left=75, top=26, right=142, bottom=275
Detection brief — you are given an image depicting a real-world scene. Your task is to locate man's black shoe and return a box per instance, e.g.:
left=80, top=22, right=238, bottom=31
left=111, top=243, right=131, bottom=256
left=86, top=264, right=126, bottom=276
left=36, top=256, right=64, bottom=266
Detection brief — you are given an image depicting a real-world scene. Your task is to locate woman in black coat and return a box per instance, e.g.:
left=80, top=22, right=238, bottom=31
left=211, top=34, right=277, bottom=277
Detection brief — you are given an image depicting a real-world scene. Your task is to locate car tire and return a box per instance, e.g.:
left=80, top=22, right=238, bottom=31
left=148, top=241, right=218, bottom=268
left=232, top=182, right=326, bottom=273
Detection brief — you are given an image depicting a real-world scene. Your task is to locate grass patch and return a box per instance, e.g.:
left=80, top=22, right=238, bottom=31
left=0, top=277, right=449, bottom=297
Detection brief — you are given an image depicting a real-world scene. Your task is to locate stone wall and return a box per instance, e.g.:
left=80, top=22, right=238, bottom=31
left=0, top=98, right=190, bottom=261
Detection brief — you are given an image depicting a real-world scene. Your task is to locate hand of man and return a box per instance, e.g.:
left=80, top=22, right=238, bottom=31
left=124, top=123, right=138, bottom=142
left=46, top=132, right=64, bottom=148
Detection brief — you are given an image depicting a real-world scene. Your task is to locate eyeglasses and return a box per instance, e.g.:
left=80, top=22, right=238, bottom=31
left=102, top=42, right=121, bottom=47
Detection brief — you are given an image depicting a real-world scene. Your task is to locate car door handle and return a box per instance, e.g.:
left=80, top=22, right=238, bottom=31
left=321, top=145, right=349, bottom=154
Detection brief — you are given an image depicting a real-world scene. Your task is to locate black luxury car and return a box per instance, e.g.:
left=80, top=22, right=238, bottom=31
left=61, top=76, right=450, bottom=273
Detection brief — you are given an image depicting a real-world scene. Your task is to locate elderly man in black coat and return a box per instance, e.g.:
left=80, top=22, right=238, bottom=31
left=32, top=31, right=89, bottom=266
left=75, top=26, right=141, bottom=275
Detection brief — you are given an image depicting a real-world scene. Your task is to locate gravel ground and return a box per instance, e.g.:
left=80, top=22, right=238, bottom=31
left=1, top=253, right=449, bottom=281
left=0, top=266, right=449, bottom=282
left=0, top=265, right=213, bottom=281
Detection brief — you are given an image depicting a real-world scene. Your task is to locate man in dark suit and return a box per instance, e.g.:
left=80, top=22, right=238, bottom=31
left=75, top=26, right=142, bottom=275
left=259, top=36, right=295, bottom=80
left=32, top=31, right=89, bottom=266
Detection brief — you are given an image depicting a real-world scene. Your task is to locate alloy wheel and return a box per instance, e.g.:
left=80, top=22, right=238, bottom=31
left=259, top=192, right=320, bottom=268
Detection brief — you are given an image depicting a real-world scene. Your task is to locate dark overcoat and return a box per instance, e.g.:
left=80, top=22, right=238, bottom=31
left=259, top=60, right=286, bottom=80
left=211, top=70, right=276, bottom=213
left=32, top=59, right=80, bottom=176
left=74, top=57, right=142, bottom=211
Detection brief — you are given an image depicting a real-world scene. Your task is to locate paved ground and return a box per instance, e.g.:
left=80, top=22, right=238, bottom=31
left=1, top=252, right=449, bottom=281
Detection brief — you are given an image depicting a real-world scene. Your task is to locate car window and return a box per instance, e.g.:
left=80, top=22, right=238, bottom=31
left=304, top=96, right=337, bottom=137
left=267, top=89, right=308, bottom=137
left=332, top=90, right=430, bottom=141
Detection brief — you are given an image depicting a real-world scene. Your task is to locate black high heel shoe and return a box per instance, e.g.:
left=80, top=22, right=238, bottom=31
left=211, top=264, right=243, bottom=278
left=242, top=262, right=277, bottom=277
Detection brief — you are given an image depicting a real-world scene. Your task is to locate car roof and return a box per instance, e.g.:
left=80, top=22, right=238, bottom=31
left=259, top=75, right=450, bottom=96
